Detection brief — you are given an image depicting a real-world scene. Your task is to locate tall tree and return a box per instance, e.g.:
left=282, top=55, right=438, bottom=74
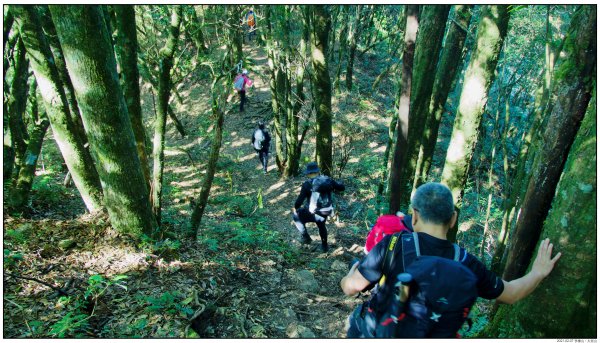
left=189, top=76, right=226, bottom=236
left=440, top=5, right=510, bottom=242
left=113, top=5, right=151, bottom=188
left=150, top=5, right=182, bottom=225
left=50, top=5, right=157, bottom=236
left=502, top=5, right=596, bottom=281
left=345, top=5, right=362, bottom=91
left=415, top=5, right=473, bottom=186
left=6, top=37, right=29, bottom=184
left=388, top=5, right=419, bottom=214
left=486, top=86, right=596, bottom=338
left=395, top=5, right=450, bottom=209
left=9, top=79, right=50, bottom=208
left=12, top=5, right=104, bottom=213
left=311, top=5, right=333, bottom=176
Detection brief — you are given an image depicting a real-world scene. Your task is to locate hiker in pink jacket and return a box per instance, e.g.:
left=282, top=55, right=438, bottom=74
left=234, top=69, right=253, bottom=112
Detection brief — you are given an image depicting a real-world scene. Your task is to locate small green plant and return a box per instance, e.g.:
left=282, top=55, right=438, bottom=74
left=49, top=311, right=89, bottom=338
left=141, top=291, right=194, bottom=318
left=4, top=249, right=23, bottom=268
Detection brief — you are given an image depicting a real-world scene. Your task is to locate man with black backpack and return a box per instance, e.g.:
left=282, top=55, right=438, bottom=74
left=340, top=182, right=561, bottom=338
left=292, top=162, right=345, bottom=253
left=251, top=121, right=271, bottom=174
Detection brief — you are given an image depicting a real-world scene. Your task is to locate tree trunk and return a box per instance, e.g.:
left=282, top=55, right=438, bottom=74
left=345, top=5, right=361, bottom=91
left=440, top=5, right=510, bottom=242
left=50, top=5, right=157, bottom=237
left=333, top=6, right=348, bottom=93
left=6, top=37, right=29, bottom=185
left=486, top=87, right=596, bottom=339
left=113, top=5, right=151, bottom=189
left=190, top=83, right=225, bottom=235
left=3, top=7, right=14, bottom=52
left=37, top=5, right=87, bottom=146
left=192, top=6, right=209, bottom=55
left=416, top=5, right=473, bottom=186
left=395, top=5, right=450, bottom=209
left=12, top=5, right=104, bottom=213
left=150, top=5, right=182, bottom=226
left=9, top=79, right=50, bottom=208
left=388, top=5, right=419, bottom=215
left=311, top=5, right=333, bottom=176
left=502, top=5, right=596, bottom=281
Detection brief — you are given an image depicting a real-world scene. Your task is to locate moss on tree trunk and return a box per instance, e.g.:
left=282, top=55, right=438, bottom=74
left=50, top=5, right=157, bottom=237
left=440, top=5, right=510, bottom=242
left=12, top=5, right=104, bottom=213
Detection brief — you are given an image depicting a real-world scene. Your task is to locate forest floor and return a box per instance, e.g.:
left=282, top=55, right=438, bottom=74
left=3, top=41, right=488, bottom=338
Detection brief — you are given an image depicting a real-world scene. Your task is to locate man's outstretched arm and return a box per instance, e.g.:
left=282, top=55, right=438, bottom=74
left=497, top=238, right=561, bottom=304
left=340, top=262, right=371, bottom=296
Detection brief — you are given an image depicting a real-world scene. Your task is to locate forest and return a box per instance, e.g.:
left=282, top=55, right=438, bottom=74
left=2, top=4, right=596, bottom=339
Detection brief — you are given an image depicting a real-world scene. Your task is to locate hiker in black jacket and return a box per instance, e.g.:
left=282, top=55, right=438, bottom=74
left=251, top=121, right=271, bottom=174
left=340, top=182, right=561, bottom=338
left=292, top=162, right=345, bottom=252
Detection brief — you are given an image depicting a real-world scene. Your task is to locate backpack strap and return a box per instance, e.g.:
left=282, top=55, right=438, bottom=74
left=452, top=243, right=460, bottom=262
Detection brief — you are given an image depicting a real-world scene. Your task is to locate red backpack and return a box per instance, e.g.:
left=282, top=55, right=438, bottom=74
left=364, top=214, right=412, bottom=253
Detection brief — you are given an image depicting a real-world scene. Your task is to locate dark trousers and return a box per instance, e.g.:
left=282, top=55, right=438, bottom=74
left=239, top=89, right=246, bottom=112
left=347, top=304, right=376, bottom=338
left=255, top=149, right=268, bottom=171
left=292, top=208, right=328, bottom=244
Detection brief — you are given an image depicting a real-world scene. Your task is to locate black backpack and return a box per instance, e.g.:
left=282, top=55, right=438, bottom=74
left=309, top=176, right=334, bottom=214
left=374, top=232, right=478, bottom=338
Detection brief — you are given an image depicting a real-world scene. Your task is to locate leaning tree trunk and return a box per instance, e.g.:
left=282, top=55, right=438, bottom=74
left=12, top=5, right=104, bottom=213
left=37, top=5, right=87, bottom=146
left=416, top=5, right=473, bottom=186
left=9, top=79, right=50, bottom=208
left=388, top=5, right=419, bottom=215
left=396, top=5, right=450, bottom=209
left=485, top=86, right=596, bottom=339
left=311, top=5, right=333, bottom=176
left=150, top=6, right=182, bottom=226
left=190, top=79, right=226, bottom=236
left=440, top=5, right=510, bottom=242
left=50, top=5, right=158, bottom=237
left=113, top=5, right=151, bottom=189
left=502, top=5, right=596, bottom=281
left=6, top=37, right=29, bottom=185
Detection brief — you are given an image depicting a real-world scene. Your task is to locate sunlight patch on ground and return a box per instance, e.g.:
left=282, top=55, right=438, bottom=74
left=265, top=181, right=286, bottom=195
left=348, top=157, right=360, bottom=163
left=372, top=144, right=386, bottom=153
left=267, top=190, right=291, bottom=204
left=69, top=247, right=149, bottom=276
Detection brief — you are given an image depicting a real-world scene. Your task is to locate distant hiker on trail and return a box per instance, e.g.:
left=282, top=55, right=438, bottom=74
left=251, top=121, right=271, bottom=174
left=245, top=9, right=256, bottom=41
left=292, top=162, right=345, bottom=253
left=233, top=69, right=253, bottom=112
left=340, top=182, right=561, bottom=338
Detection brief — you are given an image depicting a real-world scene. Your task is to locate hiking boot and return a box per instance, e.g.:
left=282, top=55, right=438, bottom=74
left=300, top=233, right=312, bottom=245
left=321, top=243, right=329, bottom=253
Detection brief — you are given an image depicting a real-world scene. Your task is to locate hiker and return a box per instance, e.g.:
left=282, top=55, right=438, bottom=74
left=233, top=69, right=253, bottom=112
left=251, top=121, right=271, bottom=174
left=245, top=9, right=256, bottom=41
left=292, top=162, right=345, bottom=253
left=340, top=182, right=561, bottom=338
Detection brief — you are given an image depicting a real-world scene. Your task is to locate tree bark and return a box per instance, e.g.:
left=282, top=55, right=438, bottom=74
left=50, top=5, right=157, bottom=236
left=502, top=5, right=596, bottom=281
left=113, top=5, right=151, bottom=190
left=486, top=86, right=596, bottom=339
left=12, top=5, right=104, bottom=213
left=440, top=5, right=510, bottom=242
left=388, top=5, right=419, bottom=215
left=345, top=5, right=361, bottom=91
left=6, top=37, right=29, bottom=185
left=150, top=5, right=182, bottom=226
left=9, top=79, right=50, bottom=208
left=190, top=82, right=225, bottom=235
left=415, top=5, right=473, bottom=186
left=395, top=5, right=450, bottom=209
left=311, top=5, right=333, bottom=176
left=192, top=6, right=209, bottom=55
left=37, top=5, right=87, bottom=146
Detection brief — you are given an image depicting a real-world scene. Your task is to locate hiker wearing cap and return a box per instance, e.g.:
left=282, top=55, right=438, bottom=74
left=233, top=69, right=253, bottom=112
left=251, top=121, right=271, bottom=174
left=292, top=162, right=345, bottom=252
left=340, top=182, right=561, bottom=338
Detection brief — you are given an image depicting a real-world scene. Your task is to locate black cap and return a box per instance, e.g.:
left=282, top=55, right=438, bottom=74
left=305, top=162, right=320, bottom=174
